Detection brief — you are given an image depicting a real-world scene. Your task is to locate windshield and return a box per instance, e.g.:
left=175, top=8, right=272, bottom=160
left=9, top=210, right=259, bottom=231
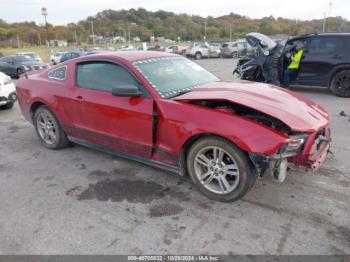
left=133, top=57, right=218, bottom=98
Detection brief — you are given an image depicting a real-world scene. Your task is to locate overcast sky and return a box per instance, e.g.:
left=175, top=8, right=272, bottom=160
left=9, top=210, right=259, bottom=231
left=1, top=0, right=349, bottom=25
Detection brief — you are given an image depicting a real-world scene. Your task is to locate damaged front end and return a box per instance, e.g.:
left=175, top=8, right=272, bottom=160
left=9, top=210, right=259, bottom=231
left=249, top=133, right=307, bottom=182
left=249, top=127, right=331, bottom=182
left=188, top=99, right=331, bottom=183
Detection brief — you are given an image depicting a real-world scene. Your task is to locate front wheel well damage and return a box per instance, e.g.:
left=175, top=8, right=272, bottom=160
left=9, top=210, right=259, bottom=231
left=179, top=133, right=255, bottom=176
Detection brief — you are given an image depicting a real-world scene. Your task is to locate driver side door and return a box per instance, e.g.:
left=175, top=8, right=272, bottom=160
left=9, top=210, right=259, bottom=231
left=69, top=60, right=154, bottom=159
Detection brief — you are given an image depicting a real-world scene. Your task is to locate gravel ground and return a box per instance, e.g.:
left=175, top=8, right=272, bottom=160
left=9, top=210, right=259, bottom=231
left=0, top=58, right=349, bottom=255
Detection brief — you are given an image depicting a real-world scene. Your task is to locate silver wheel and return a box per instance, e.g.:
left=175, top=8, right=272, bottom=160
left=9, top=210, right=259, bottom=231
left=194, top=146, right=240, bottom=194
left=36, top=111, right=57, bottom=145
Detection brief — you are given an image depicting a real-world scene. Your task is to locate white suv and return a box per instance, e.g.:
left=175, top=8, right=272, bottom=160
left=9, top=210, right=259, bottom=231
left=186, top=42, right=221, bottom=59
left=0, top=72, right=17, bottom=110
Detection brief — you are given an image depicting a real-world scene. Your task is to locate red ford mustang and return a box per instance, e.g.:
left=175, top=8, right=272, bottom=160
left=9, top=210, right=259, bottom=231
left=16, top=51, right=331, bottom=202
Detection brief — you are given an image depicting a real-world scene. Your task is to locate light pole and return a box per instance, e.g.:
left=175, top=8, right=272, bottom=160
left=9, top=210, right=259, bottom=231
left=323, top=2, right=333, bottom=32
left=41, top=7, right=50, bottom=46
left=204, top=21, right=207, bottom=40
left=328, top=2, right=333, bottom=17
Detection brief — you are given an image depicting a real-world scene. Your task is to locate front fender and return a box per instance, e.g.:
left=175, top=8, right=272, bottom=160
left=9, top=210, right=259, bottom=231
left=154, top=100, right=289, bottom=163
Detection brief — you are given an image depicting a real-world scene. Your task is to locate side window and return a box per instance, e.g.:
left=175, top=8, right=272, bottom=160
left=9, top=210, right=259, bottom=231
left=76, top=62, right=138, bottom=92
left=308, top=37, right=340, bottom=54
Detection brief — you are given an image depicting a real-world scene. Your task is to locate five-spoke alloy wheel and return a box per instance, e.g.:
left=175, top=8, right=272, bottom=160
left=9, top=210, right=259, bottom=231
left=194, top=146, right=240, bottom=194
left=187, top=137, right=257, bottom=202
left=34, top=106, right=69, bottom=149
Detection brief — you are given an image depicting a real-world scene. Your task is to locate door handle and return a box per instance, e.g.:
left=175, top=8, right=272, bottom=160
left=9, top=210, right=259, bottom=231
left=75, top=96, right=84, bottom=103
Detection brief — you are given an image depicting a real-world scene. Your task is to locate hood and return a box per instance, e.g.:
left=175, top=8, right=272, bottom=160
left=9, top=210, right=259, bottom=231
left=173, top=81, right=329, bottom=132
left=246, top=32, right=277, bottom=51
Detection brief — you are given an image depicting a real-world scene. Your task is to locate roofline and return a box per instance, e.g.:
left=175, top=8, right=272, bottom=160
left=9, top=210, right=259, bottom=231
left=289, top=32, right=350, bottom=39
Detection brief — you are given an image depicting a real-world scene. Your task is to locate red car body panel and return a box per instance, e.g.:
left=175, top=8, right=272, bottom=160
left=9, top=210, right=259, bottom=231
left=16, top=51, right=331, bottom=173
left=173, top=81, right=329, bottom=132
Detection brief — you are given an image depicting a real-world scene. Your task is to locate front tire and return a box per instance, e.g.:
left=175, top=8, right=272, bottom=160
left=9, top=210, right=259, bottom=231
left=330, top=70, right=350, bottom=97
left=187, top=137, right=257, bottom=202
left=33, top=106, right=69, bottom=149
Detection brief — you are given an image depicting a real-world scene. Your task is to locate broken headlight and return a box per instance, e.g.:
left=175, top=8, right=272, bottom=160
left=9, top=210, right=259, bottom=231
left=280, top=134, right=308, bottom=157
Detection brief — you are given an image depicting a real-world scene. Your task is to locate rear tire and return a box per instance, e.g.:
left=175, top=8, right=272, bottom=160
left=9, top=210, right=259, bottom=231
left=330, top=70, right=350, bottom=97
left=186, top=137, right=257, bottom=202
left=33, top=106, right=69, bottom=149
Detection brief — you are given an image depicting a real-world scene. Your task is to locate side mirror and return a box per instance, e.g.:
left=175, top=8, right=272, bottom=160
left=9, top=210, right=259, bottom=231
left=112, top=85, right=143, bottom=97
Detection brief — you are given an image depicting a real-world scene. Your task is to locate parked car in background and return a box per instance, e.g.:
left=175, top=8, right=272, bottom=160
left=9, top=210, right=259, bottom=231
left=0, top=72, right=17, bottom=109
left=186, top=42, right=221, bottom=59
left=165, top=45, right=187, bottom=55
left=50, top=51, right=67, bottom=65
left=16, top=52, right=43, bottom=62
left=0, top=52, right=4, bottom=58
left=0, top=55, right=48, bottom=78
left=119, top=45, right=136, bottom=51
left=16, top=51, right=330, bottom=202
left=234, top=32, right=350, bottom=97
left=221, top=39, right=255, bottom=58
left=59, top=51, right=81, bottom=63
left=147, top=45, right=165, bottom=52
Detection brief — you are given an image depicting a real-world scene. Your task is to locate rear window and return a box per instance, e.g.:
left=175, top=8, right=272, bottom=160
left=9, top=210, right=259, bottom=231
left=222, top=44, right=228, bottom=48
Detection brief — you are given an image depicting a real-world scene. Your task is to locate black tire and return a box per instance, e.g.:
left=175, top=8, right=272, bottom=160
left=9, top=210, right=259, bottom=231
left=330, top=70, right=350, bottom=97
left=33, top=106, right=70, bottom=149
left=0, top=102, right=14, bottom=110
left=186, top=137, right=257, bottom=202
left=195, top=52, right=202, bottom=60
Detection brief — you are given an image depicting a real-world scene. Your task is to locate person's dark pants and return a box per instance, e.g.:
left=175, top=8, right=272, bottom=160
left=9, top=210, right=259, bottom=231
left=282, top=68, right=298, bottom=87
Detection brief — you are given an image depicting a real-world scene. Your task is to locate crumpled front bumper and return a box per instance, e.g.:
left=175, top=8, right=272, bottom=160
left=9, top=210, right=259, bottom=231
left=307, top=127, right=331, bottom=172
left=291, top=126, right=331, bottom=172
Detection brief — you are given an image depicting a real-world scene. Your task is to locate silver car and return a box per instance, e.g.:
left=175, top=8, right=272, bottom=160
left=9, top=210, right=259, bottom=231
left=220, top=39, right=255, bottom=58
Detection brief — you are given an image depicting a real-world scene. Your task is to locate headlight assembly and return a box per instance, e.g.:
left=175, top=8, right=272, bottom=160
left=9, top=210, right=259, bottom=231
left=281, top=134, right=308, bottom=156
left=271, top=134, right=308, bottom=159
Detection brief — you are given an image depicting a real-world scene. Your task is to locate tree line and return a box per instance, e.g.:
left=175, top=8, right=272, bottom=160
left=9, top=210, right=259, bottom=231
left=1, top=8, right=350, bottom=47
